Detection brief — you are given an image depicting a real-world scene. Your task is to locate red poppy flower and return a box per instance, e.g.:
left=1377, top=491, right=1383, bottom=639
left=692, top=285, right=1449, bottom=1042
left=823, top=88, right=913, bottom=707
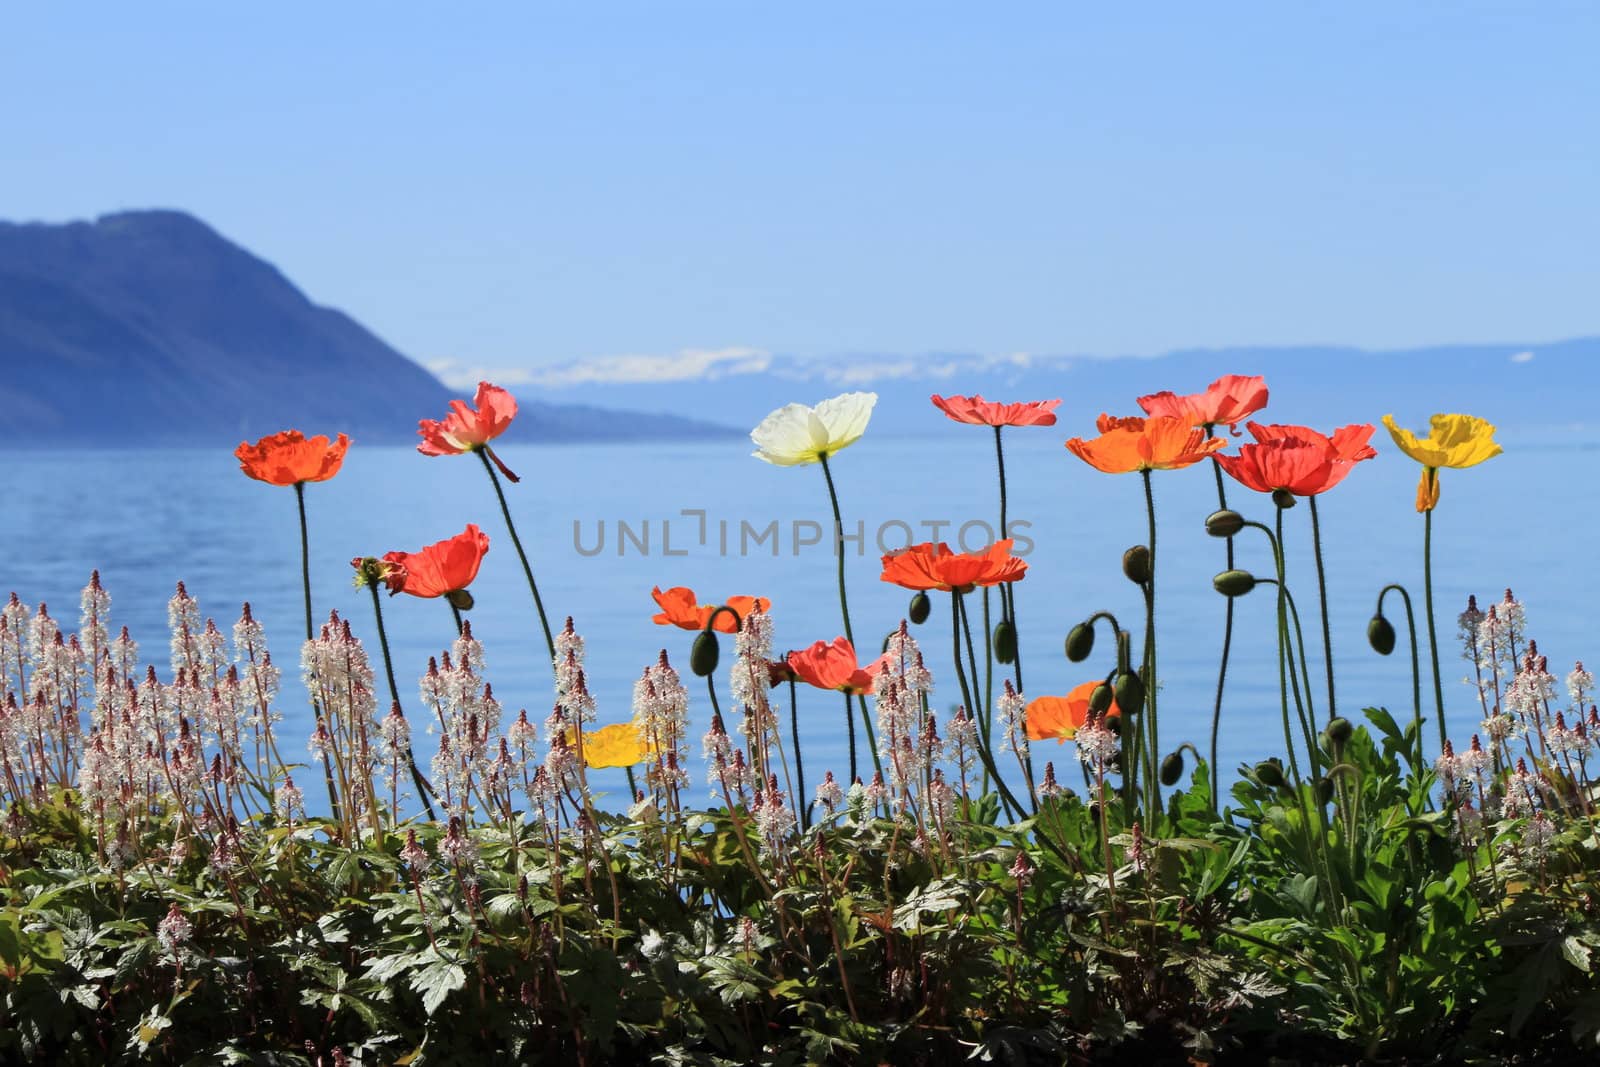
left=1064, top=415, right=1226, bottom=474
left=382, top=524, right=491, bottom=599
left=786, top=637, right=882, bottom=695
left=417, top=381, right=521, bottom=482
left=650, top=586, right=772, bottom=633
left=930, top=394, right=1062, bottom=428
left=234, top=430, right=350, bottom=486
left=1137, top=374, right=1269, bottom=430
left=1025, top=681, right=1120, bottom=742
left=879, top=540, right=1028, bottom=593
left=1215, top=421, right=1377, bottom=498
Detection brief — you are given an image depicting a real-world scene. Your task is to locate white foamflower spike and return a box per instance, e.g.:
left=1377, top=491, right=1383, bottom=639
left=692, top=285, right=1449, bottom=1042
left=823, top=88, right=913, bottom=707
left=750, top=391, right=878, bottom=466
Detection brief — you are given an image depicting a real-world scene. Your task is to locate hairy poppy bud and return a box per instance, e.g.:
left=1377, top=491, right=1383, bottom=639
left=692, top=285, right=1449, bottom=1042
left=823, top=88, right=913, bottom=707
left=1160, top=751, right=1184, bottom=787
left=1089, top=683, right=1114, bottom=715
left=445, top=589, right=475, bottom=611
left=1122, top=545, right=1151, bottom=585
left=1205, top=509, right=1245, bottom=538
left=993, top=620, right=1017, bottom=664
left=1113, top=670, right=1145, bottom=713
left=908, top=592, right=931, bottom=625
left=1213, top=570, right=1257, bottom=598
left=1327, top=716, right=1354, bottom=744
left=1104, top=714, right=1123, bottom=737
left=1254, top=759, right=1285, bottom=788
left=690, top=630, right=720, bottom=677
left=1271, top=488, right=1297, bottom=510
left=1368, top=615, right=1396, bottom=656
left=1314, top=777, right=1335, bottom=807
left=1065, top=623, right=1094, bottom=663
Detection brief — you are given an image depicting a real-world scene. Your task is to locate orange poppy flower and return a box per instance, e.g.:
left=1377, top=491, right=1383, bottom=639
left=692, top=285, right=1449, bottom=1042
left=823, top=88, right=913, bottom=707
left=1137, top=374, right=1269, bottom=430
left=1215, top=422, right=1377, bottom=498
left=381, top=524, right=490, bottom=599
left=930, top=394, right=1061, bottom=428
left=879, top=540, right=1028, bottom=593
left=234, top=430, right=350, bottom=486
left=786, top=637, right=882, bottom=695
left=1064, top=415, right=1226, bottom=474
left=1025, top=681, right=1120, bottom=742
left=650, top=586, right=772, bottom=632
left=417, top=381, right=522, bottom=482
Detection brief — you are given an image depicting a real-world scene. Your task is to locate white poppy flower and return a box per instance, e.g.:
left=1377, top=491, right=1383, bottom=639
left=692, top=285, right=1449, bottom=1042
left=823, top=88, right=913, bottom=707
left=749, top=392, right=878, bottom=466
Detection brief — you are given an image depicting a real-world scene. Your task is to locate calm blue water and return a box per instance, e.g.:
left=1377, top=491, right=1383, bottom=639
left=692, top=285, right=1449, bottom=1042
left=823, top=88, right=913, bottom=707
left=5, top=430, right=1598, bottom=808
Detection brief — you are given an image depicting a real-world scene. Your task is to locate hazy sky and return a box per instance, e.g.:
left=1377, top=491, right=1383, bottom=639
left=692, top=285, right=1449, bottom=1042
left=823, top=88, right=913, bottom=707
left=5, top=3, right=1596, bottom=377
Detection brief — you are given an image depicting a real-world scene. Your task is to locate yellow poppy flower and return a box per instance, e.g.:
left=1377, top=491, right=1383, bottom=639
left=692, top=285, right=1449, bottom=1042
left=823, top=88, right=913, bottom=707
left=577, top=722, right=648, bottom=769
left=1381, top=413, right=1502, bottom=512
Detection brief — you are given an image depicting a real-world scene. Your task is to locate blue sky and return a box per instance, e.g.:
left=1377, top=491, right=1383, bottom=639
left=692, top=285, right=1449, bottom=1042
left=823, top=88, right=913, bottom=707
left=4, top=3, right=1596, bottom=383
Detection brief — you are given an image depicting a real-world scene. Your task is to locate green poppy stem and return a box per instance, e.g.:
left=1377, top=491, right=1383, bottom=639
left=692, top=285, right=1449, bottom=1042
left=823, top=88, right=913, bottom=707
left=819, top=452, right=879, bottom=777
left=1378, top=583, right=1424, bottom=775
left=294, top=481, right=340, bottom=824
left=789, top=678, right=808, bottom=830
left=841, top=690, right=857, bottom=787
left=448, top=601, right=464, bottom=637
left=1308, top=494, right=1337, bottom=724
left=1208, top=449, right=1235, bottom=814
left=1423, top=501, right=1447, bottom=751
left=952, top=591, right=1025, bottom=823
left=1140, top=469, right=1160, bottom=821
left=477, top=447, right=556, bottom=666
left=991, top=426, right=1031, bottom=785
left=366, top=581, right=437, bottom=822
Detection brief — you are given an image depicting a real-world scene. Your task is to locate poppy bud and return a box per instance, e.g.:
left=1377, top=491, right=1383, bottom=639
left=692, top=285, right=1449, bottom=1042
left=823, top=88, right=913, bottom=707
left=1160, top=751, right=1184, bottom=787
left=1254, top=759, right=1285, bottom=788
left=1213, top=570, right=1257, bottom=598
left=1314, top=777, right=1335, bottom=807
left=1205, top=509, right=1245, bottom=538
left=1327, top=716, right=1354, bottom=744
left=1064, top=623, right=1094, bottom=663
left=445, top=589, right=475, bottom=611
left=1113, top=670, right=1145, bottom=713
left=1104, top=713, right=1123, bottom=736
left=1271, top=488, right=1297, bottom=510
left=1368, top=615, right=1396, bottom=656
left=908, top=592, right=931, bottom=626
left=1122, top=545, right=1151, bottom=585
left=993, top=620, right=1017, bottom=664
left=690, top=630, right=720, bottom=677
left=1088, top=683, right=1114, bottom=715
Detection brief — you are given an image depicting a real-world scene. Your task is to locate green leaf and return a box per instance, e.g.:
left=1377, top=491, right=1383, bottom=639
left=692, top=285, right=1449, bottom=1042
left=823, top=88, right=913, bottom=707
left=410, top=957, right=467, bottom=1016
left=1563, top=935, right=1593, bottom=974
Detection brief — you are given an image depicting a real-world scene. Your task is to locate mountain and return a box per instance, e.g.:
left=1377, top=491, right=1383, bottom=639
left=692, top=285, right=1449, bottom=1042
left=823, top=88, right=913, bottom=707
left=0, top=210, right=737, bottom=446
left=518, top=339, right=1600, bottom=441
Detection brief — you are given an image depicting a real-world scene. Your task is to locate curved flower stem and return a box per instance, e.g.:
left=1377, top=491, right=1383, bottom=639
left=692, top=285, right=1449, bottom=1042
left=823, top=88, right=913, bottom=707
left=1308, top=495, right=1338, bottom=725
left=1423, top=503, right=1447, bottom=751
left=1272, top=511, right=1320, bottom=771
left=840, top=691, right=857, bottom=786
left=294, top=481, right=340, bottom=823
left=447, top=601, right=464, bottom=637
left=366, top=582, right=437, bottom=822
left=1140, top=469, right=1161, bottom=821
left=1379, top=583, right=1424, bottom=775
left=956, top=591, right=988, bottom=750
left=477, top=448, right=556, bottom=666
left=994, top=425, right=1010, bottom=541
left=818, top=452, right=880, bottom=776
left=788, top=679, right=808, bottom=830
left=1208, top=452, right=1235, bottom=813
left=951, top=596, right=1026, bottom=824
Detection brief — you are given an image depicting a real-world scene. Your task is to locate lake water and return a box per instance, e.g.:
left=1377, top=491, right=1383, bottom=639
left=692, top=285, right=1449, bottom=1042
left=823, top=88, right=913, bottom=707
left=5, top=429, right=1597, bottom=808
